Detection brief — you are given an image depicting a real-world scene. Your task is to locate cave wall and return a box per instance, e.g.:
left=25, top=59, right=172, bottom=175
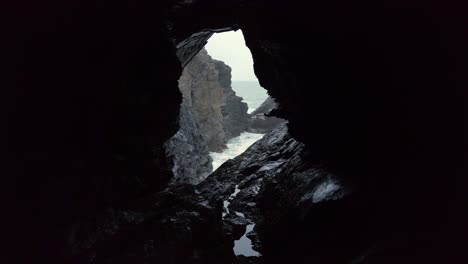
left=237, top=1, right=468, bottom=262
left=249, top=97, right=286, bottom=133
left=173, top=0, right=468, bottom=261
left=178, top=48, right=227, bottom=152
left=3, top=1, right=184, bottom=262
left=214, top=59, right=251, bottom=139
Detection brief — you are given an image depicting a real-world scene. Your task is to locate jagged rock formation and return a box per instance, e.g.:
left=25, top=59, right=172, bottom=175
left=198, top=123, right=351, bottom=263
left=69, top=183, right=232, bottom=263
left=197, top=123, right=303, bottom=203
left=164, top=104, right=213, bottom=185
left=214, top=60, right=251, bottom=139
left=165, top=48, right=251, bottom=184
left=248, top=97, right=285, bottom=133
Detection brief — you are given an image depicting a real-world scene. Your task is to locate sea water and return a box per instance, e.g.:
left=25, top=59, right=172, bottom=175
left=222, top=185, right=262, bottom=257
left=232, top=81, right=269, bottom=114
left=210, top=132, right=264, bottom=170
left=210, top=81, right=268, bottom=171
left=211, top=81, right=266, bottom=257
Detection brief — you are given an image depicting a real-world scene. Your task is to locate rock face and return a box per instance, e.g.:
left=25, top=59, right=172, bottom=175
left=197, top=123, right=304, bottom=203
left=214, top=60, right=251, bottom=139
left=69, top=183, right=233, bottom=264
left=165, top=48, right=251, bottom=184
left=197, top=123, right=351, bottom=262
left=248, top=96, right=285, bottom=133
left=164, top=104, right=213, bottom=185
left=178, top=48, right=251, bottom=153
left=178, top=48, right=227, bottom=152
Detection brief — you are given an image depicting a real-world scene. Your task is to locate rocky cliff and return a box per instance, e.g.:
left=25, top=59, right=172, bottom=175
left=165, top=48, right=251, bottom=184
left=178, top=48, right=227, bottom=152
left=214, top=60, right=251, bottom=139
left=197, top=123, right=352, bottom=263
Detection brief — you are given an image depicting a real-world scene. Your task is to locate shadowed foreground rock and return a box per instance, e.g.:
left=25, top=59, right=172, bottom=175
left=198, top=123, right=353, bottom=263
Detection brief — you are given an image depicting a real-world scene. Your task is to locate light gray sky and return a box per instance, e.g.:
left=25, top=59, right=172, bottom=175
left=205, top=30, right=257, bottom=81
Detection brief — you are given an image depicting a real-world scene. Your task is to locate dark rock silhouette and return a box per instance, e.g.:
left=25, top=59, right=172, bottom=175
left=198, top=123, right=352, bottom=263
left=178, top=48, right=227, bottom=152
left=3, top=0, right=467, bottom=263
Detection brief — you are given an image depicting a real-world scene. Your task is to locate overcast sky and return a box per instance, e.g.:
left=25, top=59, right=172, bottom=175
left=205, top=30, right=257, bottom=81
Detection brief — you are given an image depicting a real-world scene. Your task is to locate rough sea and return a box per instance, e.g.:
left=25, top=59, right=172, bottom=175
left=210, top=81, right=268, bottom=170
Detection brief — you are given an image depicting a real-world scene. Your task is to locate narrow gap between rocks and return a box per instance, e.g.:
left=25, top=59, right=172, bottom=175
left=165, top=30, right=285, bottom=185
left=164, top=30, right=287, bottom=259
left=204, top=30, right=272, bottom=172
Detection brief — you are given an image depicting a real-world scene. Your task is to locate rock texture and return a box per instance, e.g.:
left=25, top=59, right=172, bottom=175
left=177, top=48, right=251, bottom=153
left=164, top=104, right=213, bottom=185
left=214, top=60, right=251, bottom=139
left=165, top=48, right=251, bottom=184
left=178, top=48, right=227, bottom=152
left=198, top=123, right=351, bottom=263
left=69, top=184, right=233, bottom=263
left=249, top=96, right=285, bottom=133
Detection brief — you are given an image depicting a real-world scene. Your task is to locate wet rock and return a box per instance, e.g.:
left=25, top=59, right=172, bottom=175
left=198, top=123, right=354, bottom=261
left=223, top=214, right=251, bottom=240
left=249, top=97, right=285, bottom=133
left=71, top=184, right=231, bottom=263
left=197, top=123, right=300, bottom=199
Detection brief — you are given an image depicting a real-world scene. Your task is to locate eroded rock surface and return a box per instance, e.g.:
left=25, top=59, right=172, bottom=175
left=197, top=123, right=351, bottom=262
left=249, top=97, right=285, bottom=133
left=165, top=49, right=251, bottom=184
left=164, top=104, right=213, bottom=185
left=179, top=48, right=227, bottom=152
left=215, top=59, right=251, bottom=139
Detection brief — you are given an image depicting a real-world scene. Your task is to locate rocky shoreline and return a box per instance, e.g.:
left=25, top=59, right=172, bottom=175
left=165, top=49, right=284, bottom=184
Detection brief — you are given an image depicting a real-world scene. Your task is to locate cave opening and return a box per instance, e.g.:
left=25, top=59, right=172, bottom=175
left=204, top=30, right=285, bottom=172
left=165, top=30, right=285, bottom=186
left=165, top=30, right=287, bottom=258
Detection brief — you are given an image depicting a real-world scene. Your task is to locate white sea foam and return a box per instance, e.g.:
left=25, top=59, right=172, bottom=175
left=210, top=132, right=265, bottom=171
